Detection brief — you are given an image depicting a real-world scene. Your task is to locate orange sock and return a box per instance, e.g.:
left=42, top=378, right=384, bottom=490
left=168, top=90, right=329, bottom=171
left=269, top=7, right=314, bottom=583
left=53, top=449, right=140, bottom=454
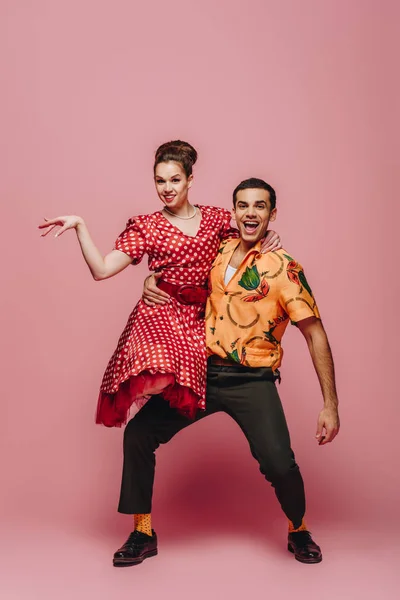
left=288, top=518, right=308, bottom=533
left=134, top=513, right=152, bottom=536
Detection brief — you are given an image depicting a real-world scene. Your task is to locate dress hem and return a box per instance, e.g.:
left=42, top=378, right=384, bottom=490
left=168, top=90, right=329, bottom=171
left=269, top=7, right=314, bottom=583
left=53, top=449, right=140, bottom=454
left=96, top=370, right=202, bottom=427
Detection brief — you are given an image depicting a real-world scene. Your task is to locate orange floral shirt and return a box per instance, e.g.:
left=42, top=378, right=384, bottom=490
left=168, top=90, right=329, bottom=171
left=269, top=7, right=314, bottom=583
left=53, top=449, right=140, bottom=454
left=206, top=239, right=321, bottom=369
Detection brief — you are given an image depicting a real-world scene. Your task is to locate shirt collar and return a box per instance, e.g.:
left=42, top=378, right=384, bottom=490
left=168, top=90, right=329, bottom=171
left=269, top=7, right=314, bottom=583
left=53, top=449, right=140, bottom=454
left=226, top=239, right=263, bottom=260
left=219, top=239, right=263, bottom=276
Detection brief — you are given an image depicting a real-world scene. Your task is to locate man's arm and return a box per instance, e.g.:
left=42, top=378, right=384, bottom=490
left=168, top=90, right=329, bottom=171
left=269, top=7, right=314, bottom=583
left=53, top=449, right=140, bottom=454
left=296, top=316, right=340, bottom=445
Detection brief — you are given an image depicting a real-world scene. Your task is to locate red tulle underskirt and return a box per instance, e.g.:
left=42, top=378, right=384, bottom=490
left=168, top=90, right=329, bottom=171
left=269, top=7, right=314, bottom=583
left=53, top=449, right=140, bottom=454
left=96, top=371, right=200, bottom=427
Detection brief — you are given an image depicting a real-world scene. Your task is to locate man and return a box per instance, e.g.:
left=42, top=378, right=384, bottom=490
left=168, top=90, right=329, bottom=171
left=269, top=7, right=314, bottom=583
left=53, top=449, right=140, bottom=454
left=113, top=178, right=340, bottom=567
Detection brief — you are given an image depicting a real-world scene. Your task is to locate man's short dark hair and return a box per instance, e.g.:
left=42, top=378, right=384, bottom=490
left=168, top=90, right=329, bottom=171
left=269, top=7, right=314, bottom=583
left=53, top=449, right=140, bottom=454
left=233, top=178, right=276, bottom=209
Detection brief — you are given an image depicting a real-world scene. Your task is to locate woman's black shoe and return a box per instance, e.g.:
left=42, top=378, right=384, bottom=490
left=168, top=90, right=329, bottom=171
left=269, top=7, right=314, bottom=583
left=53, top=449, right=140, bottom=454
left=288, top=531, right=322, bottom=564
left=113, top=530, right=158, bottom=567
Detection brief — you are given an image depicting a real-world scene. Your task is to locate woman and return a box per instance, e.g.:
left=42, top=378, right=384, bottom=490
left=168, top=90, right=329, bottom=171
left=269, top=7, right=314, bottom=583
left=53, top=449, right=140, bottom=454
left=38, top=141, right=281, bottom=427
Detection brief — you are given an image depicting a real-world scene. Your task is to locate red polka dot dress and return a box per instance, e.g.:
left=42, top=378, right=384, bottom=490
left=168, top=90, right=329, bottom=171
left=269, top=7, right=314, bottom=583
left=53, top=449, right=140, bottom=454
left=96, top=205, right=236, bottom=427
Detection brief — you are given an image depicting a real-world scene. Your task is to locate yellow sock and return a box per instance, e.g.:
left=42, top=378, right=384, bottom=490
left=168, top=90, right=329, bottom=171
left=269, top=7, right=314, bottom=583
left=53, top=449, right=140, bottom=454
left=288, top=518, right=308, bottom=533
left=134, top=513, right=152, bottom=536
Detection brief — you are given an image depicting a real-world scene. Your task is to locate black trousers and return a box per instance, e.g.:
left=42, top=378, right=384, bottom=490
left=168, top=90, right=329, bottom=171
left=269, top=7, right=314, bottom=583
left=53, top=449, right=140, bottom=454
left=118, top=364, right=306, bottom=528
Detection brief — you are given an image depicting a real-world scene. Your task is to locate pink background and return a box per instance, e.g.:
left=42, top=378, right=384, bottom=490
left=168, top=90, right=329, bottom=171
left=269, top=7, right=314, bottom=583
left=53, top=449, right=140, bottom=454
left=1, top=0, right=399, bottom=598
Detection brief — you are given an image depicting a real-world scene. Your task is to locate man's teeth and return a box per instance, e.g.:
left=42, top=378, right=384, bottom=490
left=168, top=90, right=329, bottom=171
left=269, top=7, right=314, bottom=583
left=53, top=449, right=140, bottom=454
left=244, top=222, right=258, bottom=230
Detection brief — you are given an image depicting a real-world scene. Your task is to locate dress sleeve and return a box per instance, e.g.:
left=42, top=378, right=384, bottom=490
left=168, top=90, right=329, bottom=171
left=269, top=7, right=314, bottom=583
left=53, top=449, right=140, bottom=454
left=218, top=208, right=239, bottom=241
left=114, top=217, right=147, bottom=265
left=278, top=254, right=321, bottom=323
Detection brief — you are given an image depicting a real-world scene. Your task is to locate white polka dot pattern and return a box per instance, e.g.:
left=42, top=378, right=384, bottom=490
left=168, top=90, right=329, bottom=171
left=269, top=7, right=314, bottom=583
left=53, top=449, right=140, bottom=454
left=97, top=205, right=237, bottom=426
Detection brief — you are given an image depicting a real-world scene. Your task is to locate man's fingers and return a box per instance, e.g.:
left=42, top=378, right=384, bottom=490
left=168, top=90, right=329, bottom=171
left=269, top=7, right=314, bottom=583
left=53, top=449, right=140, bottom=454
left=321, top=428, right=333, bottom=444
left=321, top=427, right=339, bottom=445
left=319, top=426, right=339, bottom=445
left=142, top=294, right=169, bottom=306
left=145, top=297, right=169, bottom=305
left=143, top=273, right=170, bottom=305
left=144, top=274, right=170, bottom=299
left=143, top=290, right=169, bottom=304
left=332, top=428, right=339, bottom=442
left=142, top=298, right=155, bottom=307
left=150, top=288, right=170, bottom=299
left=315, top=420, right=324, bottom=440
left=144, top=296, right=168, bottom=305
left=144, top=285, right=170, bottom=299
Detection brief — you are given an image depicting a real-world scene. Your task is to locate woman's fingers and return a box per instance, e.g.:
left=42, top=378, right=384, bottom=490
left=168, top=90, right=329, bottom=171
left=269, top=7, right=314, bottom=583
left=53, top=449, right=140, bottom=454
left=39, top=217, right=77, bottom=237
left=269, top=239, right=283, bottom=252
left=260, top=230, right=282, bottom=253
left=40, top=224, right=57, bottom=237
left=38, top=217, right=64, bottom=229
left=38, top=217, right=64, bottom=238
left=55, top=226, right=69, bottom=237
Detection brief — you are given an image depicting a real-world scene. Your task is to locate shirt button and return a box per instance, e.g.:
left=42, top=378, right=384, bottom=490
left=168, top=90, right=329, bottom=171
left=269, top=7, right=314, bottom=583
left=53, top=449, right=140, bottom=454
left=219, top=316, right=223, bottom=320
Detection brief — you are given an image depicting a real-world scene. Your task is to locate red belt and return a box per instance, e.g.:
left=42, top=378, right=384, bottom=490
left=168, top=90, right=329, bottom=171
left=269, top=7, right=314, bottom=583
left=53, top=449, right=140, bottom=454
left=158, top=280, right=208, bottom=305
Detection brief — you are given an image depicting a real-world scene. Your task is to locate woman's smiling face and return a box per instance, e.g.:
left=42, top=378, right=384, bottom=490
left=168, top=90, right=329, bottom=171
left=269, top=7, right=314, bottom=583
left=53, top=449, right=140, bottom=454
left=154, top=161, right=193, bottom=210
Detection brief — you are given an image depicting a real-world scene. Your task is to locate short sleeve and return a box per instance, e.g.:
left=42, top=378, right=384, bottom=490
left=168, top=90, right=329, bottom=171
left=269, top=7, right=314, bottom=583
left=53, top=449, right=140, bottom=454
left=278, top=254, right=321, bottom=323
left=218, top=207, right=239, bottom=241
left=114, top=217, right=146, bottom=265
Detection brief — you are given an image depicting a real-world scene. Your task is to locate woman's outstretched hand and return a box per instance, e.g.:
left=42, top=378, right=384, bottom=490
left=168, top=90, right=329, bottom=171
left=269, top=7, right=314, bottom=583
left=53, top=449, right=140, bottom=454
left=261, top=230, right=282, bottom=253
left=38, top=216, right=84, bottom=238
left=38, top=215, right=132, bottom=281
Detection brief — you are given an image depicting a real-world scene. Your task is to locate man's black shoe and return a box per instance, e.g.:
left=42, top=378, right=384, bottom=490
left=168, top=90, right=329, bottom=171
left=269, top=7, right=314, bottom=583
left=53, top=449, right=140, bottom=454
left=113, top=529, right=158, bottom=567
left=288, top=531, right=322, bottom=564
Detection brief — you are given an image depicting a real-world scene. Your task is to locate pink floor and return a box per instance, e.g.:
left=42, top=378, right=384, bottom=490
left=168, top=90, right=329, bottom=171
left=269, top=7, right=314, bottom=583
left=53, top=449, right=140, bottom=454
left=2, top=517, right=398, bottom=600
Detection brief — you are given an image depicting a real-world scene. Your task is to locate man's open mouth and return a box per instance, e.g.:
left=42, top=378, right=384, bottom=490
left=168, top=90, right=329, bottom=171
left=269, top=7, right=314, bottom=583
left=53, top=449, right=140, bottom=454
left=243, top=221, right=259, bottom=233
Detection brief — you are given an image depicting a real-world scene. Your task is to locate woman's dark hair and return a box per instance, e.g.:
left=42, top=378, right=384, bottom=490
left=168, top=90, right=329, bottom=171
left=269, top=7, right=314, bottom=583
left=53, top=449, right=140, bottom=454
left=154, top=140, right=198, bottom=178
left=233, top=177, right=276, bottom=209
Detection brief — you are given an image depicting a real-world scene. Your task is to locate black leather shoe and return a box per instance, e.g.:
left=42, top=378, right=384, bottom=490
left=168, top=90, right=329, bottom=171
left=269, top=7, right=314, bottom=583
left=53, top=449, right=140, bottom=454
left=288, top=531, right=322, bottom=564
left=113, top=530, right=158, bottom=567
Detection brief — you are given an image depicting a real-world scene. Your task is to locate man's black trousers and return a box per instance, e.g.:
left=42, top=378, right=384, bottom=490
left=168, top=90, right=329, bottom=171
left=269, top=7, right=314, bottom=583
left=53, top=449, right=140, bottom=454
left=118, top=364, right=306, bottom=528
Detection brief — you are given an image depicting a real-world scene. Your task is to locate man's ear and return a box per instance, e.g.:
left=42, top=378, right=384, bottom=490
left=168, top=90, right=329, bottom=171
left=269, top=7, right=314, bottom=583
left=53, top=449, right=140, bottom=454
left=269, top=208, right=277, bottom=222
left=231, top=207, right=237, bottom=221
